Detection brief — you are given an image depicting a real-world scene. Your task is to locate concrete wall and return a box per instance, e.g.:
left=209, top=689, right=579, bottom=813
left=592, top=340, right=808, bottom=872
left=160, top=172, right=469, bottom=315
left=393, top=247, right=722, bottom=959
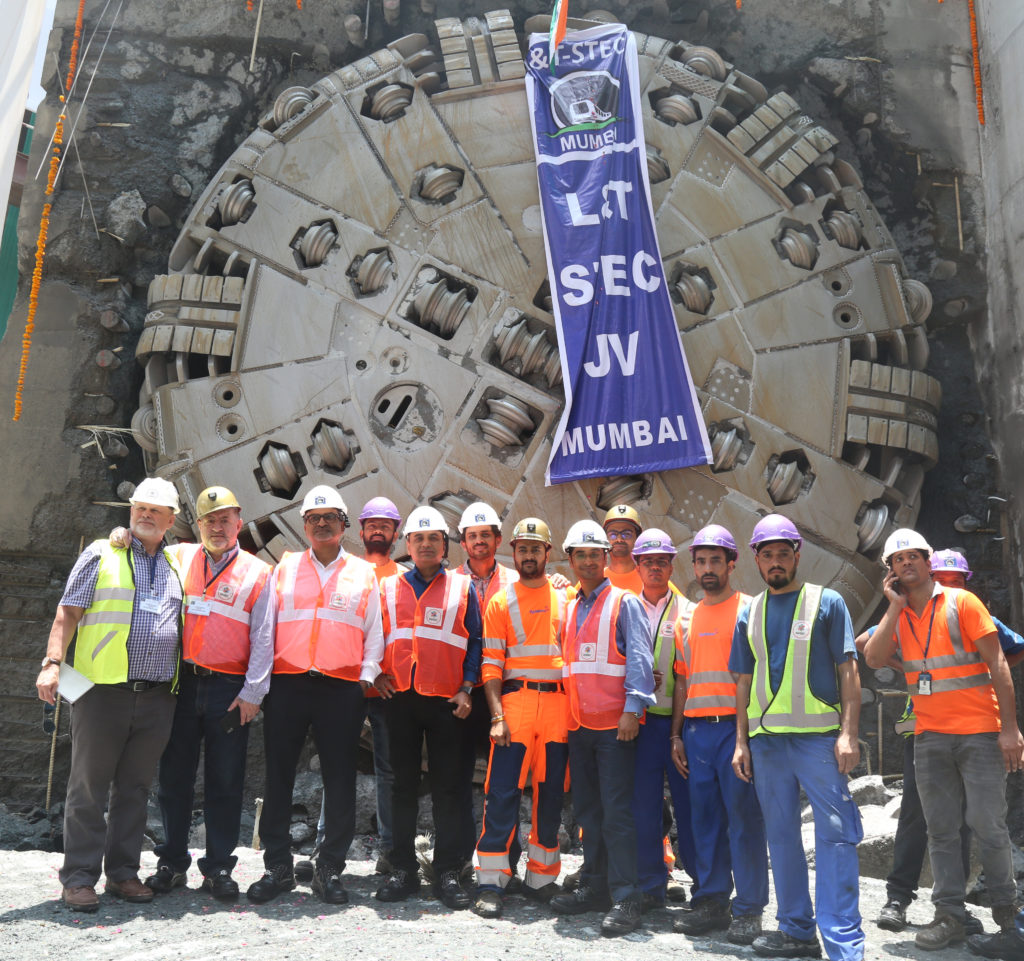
left=975, top=2, right=1024, bottom=620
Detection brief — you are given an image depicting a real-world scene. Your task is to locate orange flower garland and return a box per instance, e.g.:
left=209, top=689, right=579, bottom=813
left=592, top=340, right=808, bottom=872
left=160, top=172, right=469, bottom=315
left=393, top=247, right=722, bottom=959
left=967, top=0, right=985, bottom=125
left=13, top=0, right=86, bottom=421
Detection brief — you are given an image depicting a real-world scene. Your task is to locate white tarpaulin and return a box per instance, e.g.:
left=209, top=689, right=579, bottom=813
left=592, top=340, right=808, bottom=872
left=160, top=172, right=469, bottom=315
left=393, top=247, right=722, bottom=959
left=0, top=0, right=48, bottom=208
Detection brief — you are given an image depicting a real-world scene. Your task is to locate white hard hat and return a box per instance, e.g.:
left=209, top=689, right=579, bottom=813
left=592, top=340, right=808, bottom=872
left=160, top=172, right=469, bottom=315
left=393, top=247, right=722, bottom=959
left=300, top=485, right=348, bottom=517
left=882, top=528, right=932, bottom=566
left=563, top=519, right=611, bottom=553
left=404, top=505, right=450, bottom=537
left=130, top=477, right=181, bottom=514
left=458, top=501, right=501, bottom=534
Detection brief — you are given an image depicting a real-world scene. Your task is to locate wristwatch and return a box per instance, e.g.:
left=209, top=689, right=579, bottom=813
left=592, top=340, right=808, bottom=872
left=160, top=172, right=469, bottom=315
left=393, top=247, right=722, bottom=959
left=41, top=656, right=61, bottom=668
left=631, top=710, right=644, bottom=719
left=460, top=684, right=473, bottom=695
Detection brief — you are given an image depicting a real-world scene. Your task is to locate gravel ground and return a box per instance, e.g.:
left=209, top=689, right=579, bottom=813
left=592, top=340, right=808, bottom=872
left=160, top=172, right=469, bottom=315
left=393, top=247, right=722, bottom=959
left=0, top=843, right=990, bottom=961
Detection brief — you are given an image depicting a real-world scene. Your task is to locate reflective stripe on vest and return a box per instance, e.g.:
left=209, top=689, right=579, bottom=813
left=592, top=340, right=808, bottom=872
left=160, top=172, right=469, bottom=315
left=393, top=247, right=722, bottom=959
left=73, top=540, right=183, bottom=687
left=563, top=587, right=627, bottom=730
left=498, top=582, right=565, bottom=682
left=274, top=551, right=375, bottom=680
left=897, top=588, right=992, bottom=695
left=679, top=592, right=750, bottom=716
left=180, top=544, right=270, bottom=674
left=746, top=584, right=839, bottom=735
left=382, top=570, right=472, bottom=697
left=649, top=593, right=693, bottom=715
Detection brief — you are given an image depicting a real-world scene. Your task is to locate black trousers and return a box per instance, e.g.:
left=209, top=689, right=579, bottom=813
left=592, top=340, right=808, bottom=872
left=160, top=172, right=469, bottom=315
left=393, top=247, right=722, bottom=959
left=260, top=673, right=364, bottom=870
left=386, top=689, right=467, bottom=875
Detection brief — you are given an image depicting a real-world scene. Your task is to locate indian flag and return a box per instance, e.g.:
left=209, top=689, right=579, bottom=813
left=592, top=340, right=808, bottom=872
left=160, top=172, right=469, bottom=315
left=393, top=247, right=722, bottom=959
left=548, top=0, right=568, bottom=72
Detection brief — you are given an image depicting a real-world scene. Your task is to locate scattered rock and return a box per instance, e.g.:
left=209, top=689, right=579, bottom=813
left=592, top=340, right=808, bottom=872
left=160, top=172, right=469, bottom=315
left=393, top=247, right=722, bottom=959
left=146, top=205, right=172, bottom=229
left=105, top=190, right=148, bottom=246
left=848, top=775, right=895, bottom=807
left=169, top=173, right=193, bottom=197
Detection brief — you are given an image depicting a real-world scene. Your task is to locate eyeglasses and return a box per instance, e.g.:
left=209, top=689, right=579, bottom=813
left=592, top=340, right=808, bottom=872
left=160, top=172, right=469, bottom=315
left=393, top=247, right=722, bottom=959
left=304, top=512, right=343, bottom=525
left=606, top=530, right=636, bottom=540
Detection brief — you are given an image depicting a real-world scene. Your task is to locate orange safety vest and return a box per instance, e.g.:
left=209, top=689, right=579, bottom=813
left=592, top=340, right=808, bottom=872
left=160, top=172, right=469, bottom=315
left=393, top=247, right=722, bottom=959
left=456, top=561, right=517, bottom=610
left=604, top=565, right=643, bottom=595
left=896, top=585, right=999, bottom=734
left=676, top=591, right=750, bottom=717
left=381, top=570, right=472, bottom=697
left=179, top=543, right=271, bottom=674
left=273, top=550, right=376, bottom=681
left=482, top=582, right=566, bottom=683
left=562, top=586, right=629, bottom=730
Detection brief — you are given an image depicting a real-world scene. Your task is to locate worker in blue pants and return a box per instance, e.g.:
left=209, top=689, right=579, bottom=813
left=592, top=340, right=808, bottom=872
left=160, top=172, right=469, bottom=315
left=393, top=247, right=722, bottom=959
left=630, top=529, right=697, bottom=909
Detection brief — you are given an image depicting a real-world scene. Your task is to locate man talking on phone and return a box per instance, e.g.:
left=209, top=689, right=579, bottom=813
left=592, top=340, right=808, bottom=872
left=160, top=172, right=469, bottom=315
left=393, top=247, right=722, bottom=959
left=137, top=486, right=275, bottom=902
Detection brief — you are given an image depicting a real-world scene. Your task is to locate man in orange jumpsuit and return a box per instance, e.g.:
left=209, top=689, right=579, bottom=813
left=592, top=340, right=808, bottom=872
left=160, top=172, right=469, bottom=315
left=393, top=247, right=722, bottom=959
left=472, top=518, right=568, bottom=918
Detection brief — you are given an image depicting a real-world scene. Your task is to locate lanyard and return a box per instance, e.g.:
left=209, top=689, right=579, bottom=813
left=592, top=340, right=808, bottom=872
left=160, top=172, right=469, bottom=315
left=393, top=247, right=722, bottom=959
left=202, top=551, right=237, bottom=597
left=126, top=546, right=160, bottom=594
left=902, top=596, right=939, bottom=659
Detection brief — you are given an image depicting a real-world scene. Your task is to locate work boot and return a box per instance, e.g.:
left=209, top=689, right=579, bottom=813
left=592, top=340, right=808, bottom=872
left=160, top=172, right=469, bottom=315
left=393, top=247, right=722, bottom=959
left=550, top=883, right=612, bottom=915
left=246, top=863, right=296, bottom=904
left=916, top=912, right=967, bottom=951
left=201, top=868, right=239, bottom=902
left=62, top=885, right=99, bottom=912
left=376, top=869, right=421, bottom=902
left=674, top=898, right=731, bottom=935
left=752, top=930, right=823, bottom=958
left=472, top=889, right=503, bottom=918
left=520, top=880, right=559, bottom=903
left=727, top=914, right=763, bottom=946
left=966, top=911, right=985, bottom=936
left=311, top=861, right=349, bottom=904
left=105, top=877, right=154, bottom=903
left=993, top=903, right=1023, bottom=931
left=877, top=899, right=908, bottom=932
left=968, top=930, right=1024, bottom=960
left=561, top=868, right=580, bottom=892
left=435, top=869, right=471, bottom=910
left=601, top=893, right=643, bottom=937
left=145, top=864, right=187, bottom=894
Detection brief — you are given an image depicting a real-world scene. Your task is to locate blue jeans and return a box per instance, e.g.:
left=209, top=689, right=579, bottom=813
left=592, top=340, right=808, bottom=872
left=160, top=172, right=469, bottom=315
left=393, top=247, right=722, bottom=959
left=684, top=716, right=768, bottom=915
left=569, top=726, right=639, bottom=902
left=914, top=731, right=1016, bottom=917
left=750, top=734, right=864, bottom=961
left=154, top=670, right=249, bottom=876
left=632, top=712, right=696, bottom=899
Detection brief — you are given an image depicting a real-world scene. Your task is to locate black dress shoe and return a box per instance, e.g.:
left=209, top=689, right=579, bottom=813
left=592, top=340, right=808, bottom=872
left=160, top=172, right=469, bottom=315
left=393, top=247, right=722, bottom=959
left=435, top=870, right=471, bottom=910
left=602, top=893, right=643, bottom=937
left=246, top=864, right=296, bottom=904
left=968, top=931, right=1024, bottom=961
left=202, top=869, right=239, bottom=901
left=376, top=869, right=421, bottom=902
left=312, top=862, right=349, bottom=905
left=550, top=883, right=612, bottom=915
left=145, top=864, right=187, bottom=894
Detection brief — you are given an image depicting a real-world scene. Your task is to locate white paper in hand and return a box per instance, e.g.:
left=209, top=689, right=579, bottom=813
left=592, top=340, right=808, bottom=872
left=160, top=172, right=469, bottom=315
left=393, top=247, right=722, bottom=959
left=58, top=661, right=95, bottom=703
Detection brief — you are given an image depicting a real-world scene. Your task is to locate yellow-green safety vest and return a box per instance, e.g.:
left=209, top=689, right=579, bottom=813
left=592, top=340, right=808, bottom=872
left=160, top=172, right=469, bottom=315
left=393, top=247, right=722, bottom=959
left=746, top=583, right=840, bottom=736
left=649, top=592, right=694, bottom=716
left=71, top=540, right=184, bottom=688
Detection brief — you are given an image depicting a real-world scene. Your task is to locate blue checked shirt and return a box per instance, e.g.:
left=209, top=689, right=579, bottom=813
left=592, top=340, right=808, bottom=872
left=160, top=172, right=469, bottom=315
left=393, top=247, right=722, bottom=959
left=61, top=537, right=183, bottom=682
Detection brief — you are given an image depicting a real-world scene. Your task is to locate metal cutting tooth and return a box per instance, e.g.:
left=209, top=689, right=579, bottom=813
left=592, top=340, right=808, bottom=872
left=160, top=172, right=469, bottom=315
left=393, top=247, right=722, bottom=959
left=312, top=422, right=352, bottom=470
left=218, top=180, right=255, bottom=226
left=272, top=86, right=314, bottom=126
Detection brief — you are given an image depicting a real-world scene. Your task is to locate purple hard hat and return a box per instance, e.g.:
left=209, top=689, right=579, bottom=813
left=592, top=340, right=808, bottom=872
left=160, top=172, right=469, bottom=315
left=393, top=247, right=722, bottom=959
left=359, top=497, right=402, bottom=524
left=632, top=528, right=677, bottom=557
left=689, top=524, right=738, bottom=560
left=749, top=514, right=802, bottom=552
left=931, top=549, right=973, bottom=580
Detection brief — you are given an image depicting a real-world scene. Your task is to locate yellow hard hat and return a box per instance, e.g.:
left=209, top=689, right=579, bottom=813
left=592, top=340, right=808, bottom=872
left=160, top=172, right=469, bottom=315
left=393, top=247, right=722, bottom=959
left=603, top=504, right=641, bottom=531
left=511, top=517, right=551, bottom=545
left=196, top=486, right=241, bottom=519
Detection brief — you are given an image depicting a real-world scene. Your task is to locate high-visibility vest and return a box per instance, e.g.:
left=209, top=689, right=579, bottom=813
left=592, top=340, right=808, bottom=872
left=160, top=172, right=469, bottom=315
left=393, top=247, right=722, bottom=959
left=605, top=565, right=643, bottom=595
left=647, top=592, right=694, bottom=715
left=746, top=584, right=840, bottom=736
left=677, top=591, right=750, bottom=717
left=274, top=551, right=376, bottom=681
left=72, top=540, right=184, bottom=687
left=482, top=582, right=566, bottom=682
left=179, top=544, right=271, bottom=674
left=563, top=586, right=629, bottom=730
left=896, top=586, right=998, bottom=733
left=381, top=570, right=472, bottom=697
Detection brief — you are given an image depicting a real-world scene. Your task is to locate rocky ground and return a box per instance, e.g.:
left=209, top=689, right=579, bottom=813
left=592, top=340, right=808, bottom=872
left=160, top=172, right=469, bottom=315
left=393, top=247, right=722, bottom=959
left=0, top=843, right=995, bottom=961
left=3, top=772, right=1022, bottom=961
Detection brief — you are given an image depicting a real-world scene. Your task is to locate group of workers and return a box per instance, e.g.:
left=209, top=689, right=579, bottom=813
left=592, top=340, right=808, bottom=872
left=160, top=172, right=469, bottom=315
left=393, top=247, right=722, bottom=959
left=34, top=477, right=1024, bottom=961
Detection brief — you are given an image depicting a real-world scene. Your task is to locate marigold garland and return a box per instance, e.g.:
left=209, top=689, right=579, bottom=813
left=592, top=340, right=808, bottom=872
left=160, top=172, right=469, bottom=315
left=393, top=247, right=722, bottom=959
left=967, top=0, right=985, bottom=125
left=13, top=0, right=86, bottom=421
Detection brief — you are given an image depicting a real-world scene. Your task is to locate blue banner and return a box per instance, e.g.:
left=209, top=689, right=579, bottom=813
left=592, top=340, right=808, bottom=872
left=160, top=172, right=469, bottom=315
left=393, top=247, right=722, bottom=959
left=526, top=24, right=711, bottom=485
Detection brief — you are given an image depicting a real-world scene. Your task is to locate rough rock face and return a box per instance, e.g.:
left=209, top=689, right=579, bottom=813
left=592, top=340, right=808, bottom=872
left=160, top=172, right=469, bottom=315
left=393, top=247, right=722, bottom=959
left=1, top=0, right=1019, bottom=843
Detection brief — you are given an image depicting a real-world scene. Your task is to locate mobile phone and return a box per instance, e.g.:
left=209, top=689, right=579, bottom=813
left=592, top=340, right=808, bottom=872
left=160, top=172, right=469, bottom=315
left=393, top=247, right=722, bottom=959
left=221, top=706, right=242, bottom=734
